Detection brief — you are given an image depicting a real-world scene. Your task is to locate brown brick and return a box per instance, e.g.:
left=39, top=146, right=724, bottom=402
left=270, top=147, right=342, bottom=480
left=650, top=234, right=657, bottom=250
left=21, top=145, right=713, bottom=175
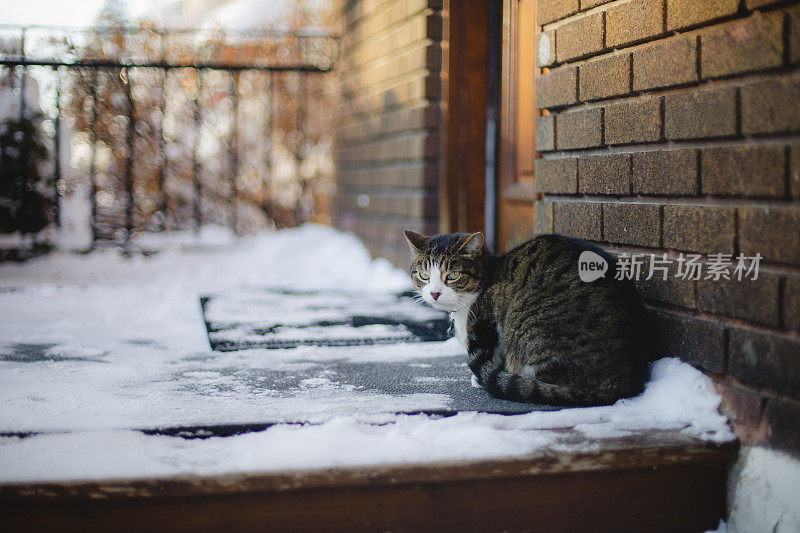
left=632, top=149, right=698, bottom=195
left=698, top=272, right=781, bottom=326
left=603, top=202, right=661, bottom=247
left=663, top=205, right=735, bottom=253
left=536, top=66, right=578, bottom=109
left=701, top=145, right=786, bottom=197
left=425, top=11, right=443, bottom=40
left=742, top=74, right=800, bottom=135
left=581, top=0, right=611, bottom=8
left=555, top=108, right=603, bottom=149
left=730, top=328, right=800, bottom=398
left=535, top=158, right=578, bottom=194
left=606, top=0, right=665, bottom=48
left=789, top=5, right=800, bottom=65
left=579, top=53, right=631, bottom=101
left=633, top=35, right=698, bottom=91
left=534, top=200, right=555, bottom=235
left=667, top=0, right=739, bottom=31
left=653, top=310, right=726, bottom=373
left=701, top=11, right=784, bottom=80
left=713, top=380, right=767, bottom=448
left=792, top=143, right=800, bottom=197
left=538, top=0, right=580, bottom=25
left=556, top=12, right=604, bottom=62
left=578, top=154, right=630, bottom=194
left=536, top=115, right=555, bottom=152
left=638, top=254, right=697, bottom=308
left=604, top=97, right=661, bottom=145
left=553, top=201, right=602, bottom=240
left=783, top=274, right=800, bottom=332
left=739, top=207, right=800, bottom=265
left=664, top=87, right=737, bottom=140
left=538, top=29, right=557, bottom=67
left=425, top=73, right=442, bottom=99
left=762, top=397, right=800, bottom=460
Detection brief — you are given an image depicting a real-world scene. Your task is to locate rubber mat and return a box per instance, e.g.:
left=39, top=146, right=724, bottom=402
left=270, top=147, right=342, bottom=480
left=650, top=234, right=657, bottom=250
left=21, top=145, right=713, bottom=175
left=201, top=289, right=452, bottom=351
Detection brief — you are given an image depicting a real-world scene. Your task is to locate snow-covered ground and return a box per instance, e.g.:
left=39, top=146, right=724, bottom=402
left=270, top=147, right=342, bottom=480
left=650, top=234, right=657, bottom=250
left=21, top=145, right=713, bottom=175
left=0, top=224, right=733, bottom=483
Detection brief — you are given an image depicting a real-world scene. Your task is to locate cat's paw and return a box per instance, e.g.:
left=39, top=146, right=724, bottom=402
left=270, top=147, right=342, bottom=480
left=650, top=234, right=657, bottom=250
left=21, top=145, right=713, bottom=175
left=470, top=374, right=482, bottom=389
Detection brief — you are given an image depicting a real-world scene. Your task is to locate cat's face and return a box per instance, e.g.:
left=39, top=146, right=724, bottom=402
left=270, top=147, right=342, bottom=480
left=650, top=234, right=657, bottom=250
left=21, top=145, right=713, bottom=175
left=403, top=230, right=487, bottom=313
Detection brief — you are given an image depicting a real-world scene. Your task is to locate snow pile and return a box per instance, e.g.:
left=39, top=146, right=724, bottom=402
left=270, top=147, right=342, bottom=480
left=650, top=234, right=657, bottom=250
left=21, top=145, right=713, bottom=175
left=0, top=224, right=734, bottom=483
left=0, top=224, right=409, bottom=291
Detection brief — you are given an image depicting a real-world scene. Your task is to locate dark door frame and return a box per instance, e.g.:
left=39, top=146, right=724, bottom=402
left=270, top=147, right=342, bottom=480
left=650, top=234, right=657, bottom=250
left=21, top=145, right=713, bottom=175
left=439, top=0, right=503, bottom=251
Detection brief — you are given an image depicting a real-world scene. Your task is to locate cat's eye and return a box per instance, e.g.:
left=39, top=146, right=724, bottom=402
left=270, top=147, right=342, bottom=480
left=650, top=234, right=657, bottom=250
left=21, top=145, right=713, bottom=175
left=418, top=271, right=430, bottom=281
left=445, top=272, right=461, bottom=282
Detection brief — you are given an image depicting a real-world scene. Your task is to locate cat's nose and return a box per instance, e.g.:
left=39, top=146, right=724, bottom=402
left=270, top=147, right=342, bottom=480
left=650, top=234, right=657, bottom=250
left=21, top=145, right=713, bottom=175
left=431, top=291, right=441, bottom=300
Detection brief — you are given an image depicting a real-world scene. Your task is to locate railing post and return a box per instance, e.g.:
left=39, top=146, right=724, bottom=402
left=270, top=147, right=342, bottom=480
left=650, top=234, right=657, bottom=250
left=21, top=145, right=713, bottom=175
left=89, top=68, right=98, bottom=249
left=192, top=67, right=202, bottom=234
left=17, top=28, right=28, bottom=239
left=230, top=71, right=239, bottom=234
left=265, top=72, right=273, bottom=225
left=53, top=66, right=61, bottom=227
left=158, top=34, right=168, bottom=232
left=295, top=70, right=307, bottom=224
left=17, top=28, right=26, bottom=120
left=124, top=67, right=134, bottom=246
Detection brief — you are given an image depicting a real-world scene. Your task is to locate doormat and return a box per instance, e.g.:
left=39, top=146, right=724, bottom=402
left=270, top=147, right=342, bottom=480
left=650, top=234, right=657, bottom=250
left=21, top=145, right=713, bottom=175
left=196, top=288, right=559, bottom=426
left=201, top=289, right=451, bottom=352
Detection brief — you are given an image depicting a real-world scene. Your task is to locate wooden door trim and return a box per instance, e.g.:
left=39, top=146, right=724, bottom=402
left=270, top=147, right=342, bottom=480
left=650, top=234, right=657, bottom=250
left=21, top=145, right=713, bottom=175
left=497, top=0, right=537, bottom=252
left=440, top=0, right=503, bottom=243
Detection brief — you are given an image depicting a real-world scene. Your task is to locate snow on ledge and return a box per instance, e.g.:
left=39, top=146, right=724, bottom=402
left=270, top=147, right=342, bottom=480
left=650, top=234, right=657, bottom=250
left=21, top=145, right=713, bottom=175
left=0, top=357, right=734, bottom=483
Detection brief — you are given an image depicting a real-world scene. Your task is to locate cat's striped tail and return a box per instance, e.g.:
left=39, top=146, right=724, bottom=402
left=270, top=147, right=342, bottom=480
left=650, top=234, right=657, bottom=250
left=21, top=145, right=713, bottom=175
left=466, top=320, right=592, bottom=407
left=472, top=361, right=590, bottom=406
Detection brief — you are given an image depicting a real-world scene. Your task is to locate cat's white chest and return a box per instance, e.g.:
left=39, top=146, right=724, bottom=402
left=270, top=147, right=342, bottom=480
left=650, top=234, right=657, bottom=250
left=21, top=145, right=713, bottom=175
left=450, top=293, right=478, bottom=349
left=451, top=309, right=469, bottom=348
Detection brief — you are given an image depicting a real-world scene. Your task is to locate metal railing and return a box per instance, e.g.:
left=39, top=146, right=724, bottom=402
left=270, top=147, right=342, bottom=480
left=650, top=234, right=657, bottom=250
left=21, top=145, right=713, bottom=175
left=0, top=24, right=335, bottom=246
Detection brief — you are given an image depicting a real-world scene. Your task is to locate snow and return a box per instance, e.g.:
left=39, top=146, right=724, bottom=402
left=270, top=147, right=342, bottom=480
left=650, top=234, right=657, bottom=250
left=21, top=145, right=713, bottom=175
left=200, top=0, right=293, bottom=32
left=0, top=223, right=407, bottom=290
left=0, top=224, right=734, bottom=483
left=727, top=447, right=800, bottom=533
left=0, top=0, right=104, bottom=28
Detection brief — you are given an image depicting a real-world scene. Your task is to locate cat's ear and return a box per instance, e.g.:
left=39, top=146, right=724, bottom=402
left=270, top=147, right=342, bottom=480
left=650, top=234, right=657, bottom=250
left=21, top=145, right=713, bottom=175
left=404, top=229, right=431, bottom=253
left=458, top=232, right=485, bottom=256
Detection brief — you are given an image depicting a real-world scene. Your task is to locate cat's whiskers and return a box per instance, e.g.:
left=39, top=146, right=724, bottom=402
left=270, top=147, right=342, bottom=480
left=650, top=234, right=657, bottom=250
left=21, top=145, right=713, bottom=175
left=409, top=291, right=426, bottom=305
left=453, top=296, right=477, bottom=321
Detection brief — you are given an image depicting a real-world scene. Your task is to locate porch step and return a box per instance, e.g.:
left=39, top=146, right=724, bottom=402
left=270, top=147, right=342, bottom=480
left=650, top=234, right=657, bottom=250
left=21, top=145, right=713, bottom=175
left=0, top=430, right=736, bottom=532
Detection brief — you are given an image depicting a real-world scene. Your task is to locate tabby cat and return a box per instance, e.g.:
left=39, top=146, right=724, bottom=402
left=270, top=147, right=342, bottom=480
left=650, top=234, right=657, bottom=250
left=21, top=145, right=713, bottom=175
left=404, top=230, right=651, bottom=406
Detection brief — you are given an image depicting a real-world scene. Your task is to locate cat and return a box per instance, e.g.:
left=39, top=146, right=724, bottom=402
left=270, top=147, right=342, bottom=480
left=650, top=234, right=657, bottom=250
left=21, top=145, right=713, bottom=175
left=404, top=230, right=651, bottom=407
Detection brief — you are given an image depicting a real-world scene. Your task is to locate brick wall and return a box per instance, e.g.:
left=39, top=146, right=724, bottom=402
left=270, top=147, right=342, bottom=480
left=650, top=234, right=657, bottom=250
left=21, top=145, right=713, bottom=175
left=333, top=0, right=443, bottom=266
left=534, top=0, right=800, bottom=458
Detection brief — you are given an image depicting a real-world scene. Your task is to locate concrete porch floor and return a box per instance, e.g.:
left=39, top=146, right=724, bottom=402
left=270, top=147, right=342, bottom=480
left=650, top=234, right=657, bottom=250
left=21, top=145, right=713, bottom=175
left=0, top=226, right=734, bottom=491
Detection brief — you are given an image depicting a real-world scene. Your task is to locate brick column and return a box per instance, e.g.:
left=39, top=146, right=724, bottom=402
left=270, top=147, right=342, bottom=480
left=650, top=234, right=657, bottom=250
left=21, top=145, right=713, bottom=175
left=534, top=0, right=800, bottom=458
